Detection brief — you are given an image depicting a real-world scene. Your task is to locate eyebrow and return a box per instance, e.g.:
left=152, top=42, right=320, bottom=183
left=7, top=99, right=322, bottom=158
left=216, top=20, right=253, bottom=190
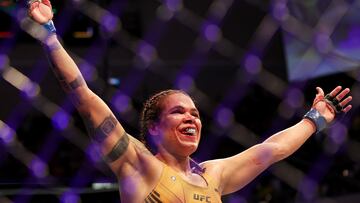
left=168, top=106, right=199, bottom=114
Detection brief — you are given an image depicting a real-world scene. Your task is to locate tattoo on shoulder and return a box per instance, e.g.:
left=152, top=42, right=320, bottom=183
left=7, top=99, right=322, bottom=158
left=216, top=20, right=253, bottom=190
left=92, top=115, right=118, bottom=143
left=105, top=132, right=130, bottom=163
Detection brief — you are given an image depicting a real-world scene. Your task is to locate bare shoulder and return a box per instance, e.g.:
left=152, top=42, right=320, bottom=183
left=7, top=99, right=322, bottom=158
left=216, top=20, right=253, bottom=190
left=200, top=159, right=224, bottom=185
left=116, top=133, right=163, bottom=176
left=200, top=158, right=225, bottom=171
left=115, top=136, right=164, bottom=202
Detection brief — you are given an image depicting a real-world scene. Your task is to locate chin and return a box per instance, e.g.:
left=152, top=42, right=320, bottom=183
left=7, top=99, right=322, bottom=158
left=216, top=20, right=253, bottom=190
left=173, top=133, right=200, bottom=155
left=179, top=142, right=198, bottom=156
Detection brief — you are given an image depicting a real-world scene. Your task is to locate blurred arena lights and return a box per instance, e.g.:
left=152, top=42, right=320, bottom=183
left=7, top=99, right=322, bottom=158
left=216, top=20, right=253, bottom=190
left=0, top=0, right=359, bottom=202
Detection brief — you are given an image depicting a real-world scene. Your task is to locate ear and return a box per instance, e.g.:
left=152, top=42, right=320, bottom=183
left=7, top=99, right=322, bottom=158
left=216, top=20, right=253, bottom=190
left=148, top=122, right=160, bottom=136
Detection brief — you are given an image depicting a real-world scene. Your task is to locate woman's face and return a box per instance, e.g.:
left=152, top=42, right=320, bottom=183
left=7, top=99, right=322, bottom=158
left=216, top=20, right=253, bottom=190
left=152, top=93, right=202, bottom=157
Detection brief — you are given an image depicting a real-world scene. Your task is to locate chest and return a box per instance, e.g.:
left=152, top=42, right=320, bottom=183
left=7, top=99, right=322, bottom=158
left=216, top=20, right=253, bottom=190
left=145, top=168, right=222, bottom=203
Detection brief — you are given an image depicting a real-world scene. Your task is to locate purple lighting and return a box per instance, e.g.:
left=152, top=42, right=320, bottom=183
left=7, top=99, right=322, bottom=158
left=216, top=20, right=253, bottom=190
left=137, top=42, right=156, bottom=64
left=0, top=55, right=8, bottom=71
left=329, top=123, right=347, bottom=145
left=216, top=107, right=234, bottom=128
left=0, top=125, right=14, bottom=144
left=176, top=74, right=194, bottom=91
left=101, top=13, right=118, bottom=33
left=315, top=33, right=332, bottom=54
left=338, top=26, right=360, bottom=49
left=165, top=0, right=182, bottom=11
left=122, top=176, right=137, bottom=196
left=52, top=110, right=70, bottom=130
left=204, top=24, right=221, bottom=42
left=285, top=88, right=304, bottom=108
left=229, top=195, right=247, bottom=203
left=23, top=83, right=39, bottom=98
left=272, top=1, right=289, bottom=21
left=30, top=159, right=47, bottom=178
left=157, top=5, right=174, bottom=21
left=86, top=143, right=102, bottom=163
left=299, top=177, right=317, bottom=201
left=79, top=62, right=95, bottom=81
left=113, top=93, right=130, bottom=113
left=60, top=191, right=80, bottom=203
left=244, top=54, right=262, bottom=74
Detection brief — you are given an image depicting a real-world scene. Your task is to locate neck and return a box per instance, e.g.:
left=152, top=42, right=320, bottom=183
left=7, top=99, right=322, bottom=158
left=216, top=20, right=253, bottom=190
left=155, top=151, right=192, bottom=175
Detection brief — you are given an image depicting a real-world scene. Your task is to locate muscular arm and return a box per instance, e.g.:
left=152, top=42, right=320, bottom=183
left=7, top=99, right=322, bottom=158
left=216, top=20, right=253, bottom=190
left=203, top=119, right=315, bottom=195
left=43, top=35, right=124, bottom=156
left=29, top=1, right=168, bottom=200
left=43, top=36, right=89, bottom=102
left=203, top=87, right=352, bottom=195
left=43, top=35, right=156, bottom=177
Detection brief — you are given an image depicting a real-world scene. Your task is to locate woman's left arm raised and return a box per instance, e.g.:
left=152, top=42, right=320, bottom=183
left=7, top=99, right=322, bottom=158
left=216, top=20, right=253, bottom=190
left=201, top=86, right=352, bottom=195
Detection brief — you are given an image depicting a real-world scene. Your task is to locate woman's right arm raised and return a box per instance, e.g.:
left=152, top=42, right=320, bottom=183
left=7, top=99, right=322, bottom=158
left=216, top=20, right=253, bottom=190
left=28, top=0, right=158, bottom=179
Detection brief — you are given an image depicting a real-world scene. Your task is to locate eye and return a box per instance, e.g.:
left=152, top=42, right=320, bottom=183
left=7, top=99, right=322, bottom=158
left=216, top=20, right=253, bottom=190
left=192, top=112, right=200, bottom=118
left=171, top=109, right=184, bottom=114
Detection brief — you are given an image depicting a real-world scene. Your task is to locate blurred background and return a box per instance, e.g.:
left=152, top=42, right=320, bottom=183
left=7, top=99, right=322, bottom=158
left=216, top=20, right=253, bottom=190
left=1, top=0, right=360, bottom=202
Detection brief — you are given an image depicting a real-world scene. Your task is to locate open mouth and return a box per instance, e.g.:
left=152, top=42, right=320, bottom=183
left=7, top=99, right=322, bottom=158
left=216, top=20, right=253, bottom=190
left=180, top=127, right=196, bottom=136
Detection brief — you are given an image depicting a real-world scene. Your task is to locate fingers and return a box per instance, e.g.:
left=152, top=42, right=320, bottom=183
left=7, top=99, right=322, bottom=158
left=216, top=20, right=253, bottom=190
left=343, top=104, right=352, bottom=113
left=29, top=1, right=39, bottom=11
left=340, top=95, right=352, bottom=113
left=28, top=2, right=38, bottom=17
left=328, top=86, right=342, bottom=97
left=41, top=0, right=52, bottom=8
left=316, top=87, right=325, bottom=96
left=27, top=0, right=41, bottom=6
left=340, top=95, right=352, bottom=106
left=332, top=87, right=351, bottom=112
left=324, top=86, right=352, bottom=114
left=336, top=88, right=350, bottom=101
left=28, top=0, right=51, bottom=9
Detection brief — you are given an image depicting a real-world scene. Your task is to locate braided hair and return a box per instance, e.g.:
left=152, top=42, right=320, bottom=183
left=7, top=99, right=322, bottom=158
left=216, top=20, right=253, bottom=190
left=139, top=89, right=205, bottom=173
left=140, top=89, right=188, bottom=153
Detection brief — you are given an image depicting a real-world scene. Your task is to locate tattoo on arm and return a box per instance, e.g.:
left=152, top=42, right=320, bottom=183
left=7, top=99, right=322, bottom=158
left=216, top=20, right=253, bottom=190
left=91, top=115, right=118, bottom=143
left=43, top=40, right=88, bottom=106
left=59, top=75, right=86, bottom=92
left=104, top=132, right=130, bottom=163
left=53, top=73, right=86, bottom=106
left=69, top=75, right=86, bottom=90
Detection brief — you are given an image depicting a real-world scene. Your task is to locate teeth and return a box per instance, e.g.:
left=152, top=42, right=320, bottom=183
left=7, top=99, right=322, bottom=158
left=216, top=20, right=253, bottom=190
left=185, top=128, right=196, bottom=134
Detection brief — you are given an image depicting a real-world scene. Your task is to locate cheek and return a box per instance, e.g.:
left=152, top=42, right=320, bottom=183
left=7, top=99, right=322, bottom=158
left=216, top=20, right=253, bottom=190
left=197, top=119, right=202, bottom=128
left=158, top=118, right=178, bottom=135
left=162, top=115, right=181, bottom=127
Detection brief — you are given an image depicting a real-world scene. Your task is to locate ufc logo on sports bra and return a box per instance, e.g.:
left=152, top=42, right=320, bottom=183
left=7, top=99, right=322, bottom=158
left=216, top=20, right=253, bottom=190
left=193, top=194, right=211, bottom=202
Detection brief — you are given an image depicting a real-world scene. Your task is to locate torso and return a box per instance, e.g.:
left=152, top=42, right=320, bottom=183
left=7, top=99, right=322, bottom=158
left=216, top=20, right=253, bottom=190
left=117, top=145, right=222, bottom=203
left=113, top=133, right=282, bottom=202
left=144, top=163, right=222, bottom=203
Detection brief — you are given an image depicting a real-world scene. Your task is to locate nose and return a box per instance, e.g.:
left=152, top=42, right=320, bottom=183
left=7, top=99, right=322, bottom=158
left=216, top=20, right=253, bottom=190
left=184, top=112, right=194, bottom=121
left=183, top=112, right=195, bottom=123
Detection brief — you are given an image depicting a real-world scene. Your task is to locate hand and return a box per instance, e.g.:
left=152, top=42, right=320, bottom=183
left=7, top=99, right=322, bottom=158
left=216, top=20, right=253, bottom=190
left=28, top=0, right=53, bottom=24
left=312, top=86, right=352, bottom=123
